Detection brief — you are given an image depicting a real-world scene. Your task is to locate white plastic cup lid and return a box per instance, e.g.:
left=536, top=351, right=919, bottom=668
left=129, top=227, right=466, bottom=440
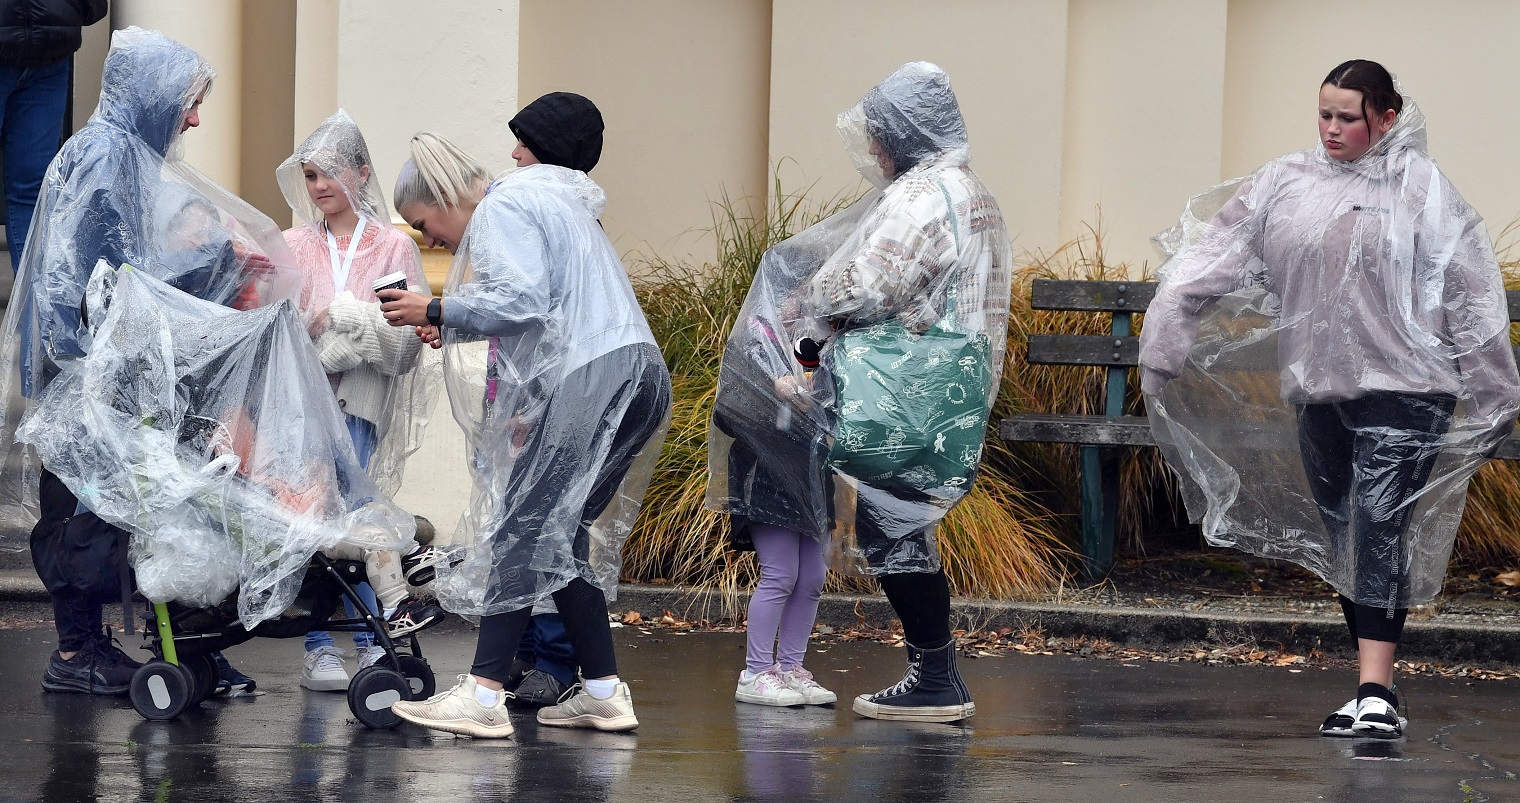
left=372, top=271, right=409, bottom=293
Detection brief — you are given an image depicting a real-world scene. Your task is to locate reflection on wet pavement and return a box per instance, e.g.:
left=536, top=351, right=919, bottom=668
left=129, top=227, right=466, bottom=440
left=2, top=624, right=1519, bottom=801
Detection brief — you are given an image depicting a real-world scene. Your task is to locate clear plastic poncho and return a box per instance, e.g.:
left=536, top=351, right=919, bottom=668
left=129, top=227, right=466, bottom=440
left=16, top=265, right=413, bottom=628
left=1139, top=87, right=1520, bottom=607
left=431, top=164, right=670, bottom=616
left=709, top=62, right=1012, bottom=574
left=0, top=27, right=302, bottom=544
left=276, top=109, right=440, bottom=494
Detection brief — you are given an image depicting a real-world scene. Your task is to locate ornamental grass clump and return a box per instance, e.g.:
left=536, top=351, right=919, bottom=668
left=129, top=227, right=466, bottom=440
left=624, top=179, right=1071, bottom=617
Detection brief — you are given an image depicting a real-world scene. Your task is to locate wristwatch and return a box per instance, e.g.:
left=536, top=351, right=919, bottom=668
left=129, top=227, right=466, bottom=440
left=426, top=297, right=442, bottom=327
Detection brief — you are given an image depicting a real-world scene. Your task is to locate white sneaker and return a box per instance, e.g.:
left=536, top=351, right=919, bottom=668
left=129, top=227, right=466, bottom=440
left=735, top=667, right=805, bottom=707
left=537, top=682, right=639, bottom=732
left=300, top=646, right=350, bottom=692
left=780, top=666, right=837, bottom=705
left=391, top=674, right=513, bottom=739
left=356, top=645, right=386, bottom=670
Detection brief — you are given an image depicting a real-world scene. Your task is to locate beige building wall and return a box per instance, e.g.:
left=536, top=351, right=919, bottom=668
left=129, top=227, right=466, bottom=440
left=1061, top=0, right=1228, bottom=274
left=768, top=0, right=1069, bottom=258
left=518, top=0, right=773, bottom=270
left=112, top=0, right=245, bottom=192
left=1223, top=0, right=1520, bottom=254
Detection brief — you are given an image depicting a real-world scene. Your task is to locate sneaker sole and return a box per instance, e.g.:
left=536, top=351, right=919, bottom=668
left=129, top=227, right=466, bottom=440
left=852, top=695, right=975, bottom=722
left=391, top=706, right=514, bottom=739
left=735, top=688, right=806, bottom=707
left=300, top=676, right=351, bottom=692
left=801, top=692, right=838, bottom=705
left=536, top=711, right=639, bottom=732
left=1351, top=721, right=1406, bottom=739
left=41, top=676, right=129, bottom=696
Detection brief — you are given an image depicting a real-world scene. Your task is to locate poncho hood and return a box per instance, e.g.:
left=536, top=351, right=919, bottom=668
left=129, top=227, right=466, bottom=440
left=278, top=108, right=390, bottom=227
left=93, top=27, right=213, bottom=158
left=839, top=61, right=969, bottom=189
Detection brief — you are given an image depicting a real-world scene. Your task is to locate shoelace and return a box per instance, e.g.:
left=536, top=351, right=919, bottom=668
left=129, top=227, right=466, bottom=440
left=875, top=662, right=921, bottom=699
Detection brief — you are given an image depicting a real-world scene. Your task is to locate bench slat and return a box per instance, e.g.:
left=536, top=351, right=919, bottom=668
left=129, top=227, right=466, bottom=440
left=1031, top=279, right=1157, bottom=312
left=1000, top=413, right=1156, bottom=447
left=1027, top=334, right=1139, bottom=367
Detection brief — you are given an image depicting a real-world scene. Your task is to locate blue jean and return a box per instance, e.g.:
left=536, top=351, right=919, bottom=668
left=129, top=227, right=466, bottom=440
left=516, top=613, right=578, bottom=687
left=0, top=59, right=69, bottom=264
left=307, top=414, right=383, bottom=651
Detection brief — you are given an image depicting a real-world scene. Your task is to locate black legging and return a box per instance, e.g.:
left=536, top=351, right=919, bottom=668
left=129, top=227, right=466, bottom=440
left=1297, top=391, right=1455, bottom=643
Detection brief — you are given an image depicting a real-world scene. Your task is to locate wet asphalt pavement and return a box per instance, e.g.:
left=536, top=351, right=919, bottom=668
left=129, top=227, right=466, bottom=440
left=2, top=620, right=1519, bottom=802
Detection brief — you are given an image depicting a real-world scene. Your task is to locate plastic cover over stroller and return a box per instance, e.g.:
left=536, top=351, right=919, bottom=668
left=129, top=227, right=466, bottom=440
left=18, top=264, right=414, bottom=628
left=0, top=27, right=302, bottom=544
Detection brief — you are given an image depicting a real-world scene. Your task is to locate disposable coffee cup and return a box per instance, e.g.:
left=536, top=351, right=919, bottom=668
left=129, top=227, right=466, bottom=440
left=372, top=272, right=409, bottom=294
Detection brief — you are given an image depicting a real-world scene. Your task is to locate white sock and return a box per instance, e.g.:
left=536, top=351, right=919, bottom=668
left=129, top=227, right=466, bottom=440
left=739, top=669, right=758, bottom=683
left=382, top=606, right=397, bottom=619
left=474, top=682, right=500, bottom=707
left=584, top=677, right=619, bottom=699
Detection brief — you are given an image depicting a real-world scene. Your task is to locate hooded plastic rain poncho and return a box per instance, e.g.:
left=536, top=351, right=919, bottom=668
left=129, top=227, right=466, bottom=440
left=709, top=62, right=1012, bottom=574
left=0, top=27, right=301, bottom=543
left=429, top=164, right=670, bottom=616
left=276, top=109, right=440, bottom=494
left=17, top=265, right=413, bottom=628
left=1138, top=85, right=1520, bottom=608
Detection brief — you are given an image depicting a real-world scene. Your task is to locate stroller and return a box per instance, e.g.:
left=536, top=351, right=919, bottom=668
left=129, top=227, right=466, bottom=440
left=19, top=264, right=438, bottom=728
left=129, top=552, right=437, bottom=728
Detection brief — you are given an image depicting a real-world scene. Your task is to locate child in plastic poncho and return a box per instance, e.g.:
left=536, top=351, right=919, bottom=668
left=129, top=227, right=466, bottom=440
left=378, top=130, right=671, bottom=739
left=277, top=110, right=446, bottom=687
left=1139, top=60, right=1520, bottom=740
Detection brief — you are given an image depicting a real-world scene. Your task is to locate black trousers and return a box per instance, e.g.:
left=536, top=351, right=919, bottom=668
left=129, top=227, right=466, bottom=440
left=471, top=344, right=670, bottom=682
left=1296, top=392, right=1455, bottom=643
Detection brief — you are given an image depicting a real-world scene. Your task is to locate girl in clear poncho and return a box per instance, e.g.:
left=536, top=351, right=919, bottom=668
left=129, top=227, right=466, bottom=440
left=716, top=62, right=1011, bottom=723
left=1139, top=60, right=1520, bottom=740
left=276, top=110, right=446, bottom=688
left=379, top=132, right=670, bottom=739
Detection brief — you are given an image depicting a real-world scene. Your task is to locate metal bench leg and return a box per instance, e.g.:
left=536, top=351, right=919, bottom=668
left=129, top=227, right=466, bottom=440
left=1080, top=444, right=1119, bottom=578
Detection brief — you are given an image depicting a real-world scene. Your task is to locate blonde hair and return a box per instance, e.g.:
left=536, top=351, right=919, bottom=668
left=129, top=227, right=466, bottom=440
left=393, top=131, right=491, bottom=212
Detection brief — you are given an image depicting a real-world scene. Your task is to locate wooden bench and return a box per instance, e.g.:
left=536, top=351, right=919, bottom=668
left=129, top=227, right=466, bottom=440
left=999, top=278, right=1520, bottom=579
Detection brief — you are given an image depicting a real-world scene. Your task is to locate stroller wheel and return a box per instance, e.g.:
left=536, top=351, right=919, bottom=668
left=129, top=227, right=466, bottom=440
left=186, top=653, right=218, bottom=705
left=348, top=666, right=408, bottom=730
left=130, top=660, right=195, bottom=721
left=382, top=654, right=436, bottom=700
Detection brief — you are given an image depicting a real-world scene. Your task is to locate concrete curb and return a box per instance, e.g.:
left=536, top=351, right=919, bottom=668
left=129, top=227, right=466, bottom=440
left=5, top=570, right=1517, bottom=667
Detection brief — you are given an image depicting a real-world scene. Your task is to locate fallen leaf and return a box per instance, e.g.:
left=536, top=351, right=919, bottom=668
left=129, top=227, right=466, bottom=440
left=1496, top=570, right=1520, bottom=587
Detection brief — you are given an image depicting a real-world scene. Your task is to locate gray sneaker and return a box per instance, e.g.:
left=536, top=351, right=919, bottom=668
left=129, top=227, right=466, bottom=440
left=512, top=669, right=568, bottom=708
left=536, top=682, right=638, bottom=732
left=391, top=674, right=514, bottom=739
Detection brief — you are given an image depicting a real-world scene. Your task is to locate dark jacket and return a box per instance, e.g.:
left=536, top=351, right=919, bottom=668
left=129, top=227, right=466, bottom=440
left=0, top=0, right=108, bottom=66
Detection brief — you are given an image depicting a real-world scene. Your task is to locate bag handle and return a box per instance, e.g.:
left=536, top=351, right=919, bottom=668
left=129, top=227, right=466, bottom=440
left=936, top=181, right=962, bottom=328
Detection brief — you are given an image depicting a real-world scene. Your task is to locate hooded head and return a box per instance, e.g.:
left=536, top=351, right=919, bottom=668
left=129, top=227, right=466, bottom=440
left=508, top=92, right=605, bottom=173
left=838, top=62, right=969, bottom=188
left=93, top=27, right=215, bottom=157
left=277, top=109, right=389, bottom=226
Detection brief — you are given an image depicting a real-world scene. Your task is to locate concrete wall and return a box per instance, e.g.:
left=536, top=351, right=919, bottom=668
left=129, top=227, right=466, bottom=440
left=769, top=0, right=1069, bottom=258
left=518, top=0, right=773, bottom=269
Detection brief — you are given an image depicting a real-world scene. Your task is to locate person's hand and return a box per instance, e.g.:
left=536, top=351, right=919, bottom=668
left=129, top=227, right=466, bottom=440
left=235, top=245, right=276, bottom=274
left=307, top=306, right=330, bottom=338
left=774, top=374, right=813, bottom=413
left=415, top=324, right=443, bottom=349
left=509, top=415, right=532, bottom=448
left=378, top=289, right=432, bottom=327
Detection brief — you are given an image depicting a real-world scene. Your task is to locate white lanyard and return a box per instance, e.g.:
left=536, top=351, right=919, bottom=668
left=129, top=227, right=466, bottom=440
left=324, top=216, right=367, bottom=294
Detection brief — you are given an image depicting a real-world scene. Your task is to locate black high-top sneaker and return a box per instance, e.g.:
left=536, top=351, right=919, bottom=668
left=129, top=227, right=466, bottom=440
left=852, top=639, right=975, bottom=722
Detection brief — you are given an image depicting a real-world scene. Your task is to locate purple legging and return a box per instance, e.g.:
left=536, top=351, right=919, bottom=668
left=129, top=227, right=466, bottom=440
left=744, top=524, right=827, bottom=674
